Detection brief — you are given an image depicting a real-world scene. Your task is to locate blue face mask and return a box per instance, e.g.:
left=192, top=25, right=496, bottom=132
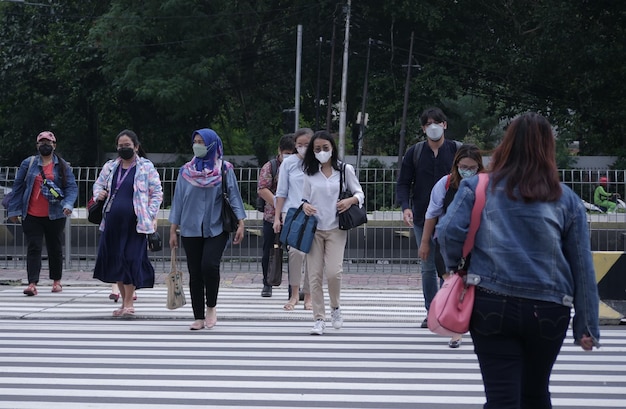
left=458, top=168, right=477, bottom=179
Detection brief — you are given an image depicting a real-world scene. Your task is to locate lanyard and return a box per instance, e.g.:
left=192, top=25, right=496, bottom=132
left=115, top=163, right=134, bottom=191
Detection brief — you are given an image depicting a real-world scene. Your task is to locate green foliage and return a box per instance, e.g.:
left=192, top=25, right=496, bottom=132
left=0, top=0, right=623, bottom=167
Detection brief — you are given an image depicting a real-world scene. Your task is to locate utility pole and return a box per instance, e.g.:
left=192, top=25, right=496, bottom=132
left=357, top=38, right=372, bottom=171
left=294, top=24, right=303, bottom=132
left=325, top=20, right=337, bottom=132
left=338, top=0, right=351, bottom=159
left=315, top=36, right=322, bottom=131
left=397, top=32, right=415, bottom=166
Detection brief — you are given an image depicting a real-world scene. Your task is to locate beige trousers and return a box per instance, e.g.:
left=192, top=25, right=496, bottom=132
left=306, top=228, right=347, bottom=320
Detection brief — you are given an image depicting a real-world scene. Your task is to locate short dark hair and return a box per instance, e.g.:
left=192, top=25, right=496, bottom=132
left=419, top=107, right=447, bottom=126
left=279, top=133, right=295, bottom=152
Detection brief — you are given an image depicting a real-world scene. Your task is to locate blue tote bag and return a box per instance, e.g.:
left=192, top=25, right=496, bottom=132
left=279, top=204, right=317, bottom=253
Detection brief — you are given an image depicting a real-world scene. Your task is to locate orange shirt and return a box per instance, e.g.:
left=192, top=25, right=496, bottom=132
left=27, top=162, right=55, bottom=217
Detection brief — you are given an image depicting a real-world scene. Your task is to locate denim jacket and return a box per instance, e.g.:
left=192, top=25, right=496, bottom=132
left=92, top=157, right=163, bottom=234
left=437, top=176, right=600, bottom=345
left=8, top=155, right=78, bottom=220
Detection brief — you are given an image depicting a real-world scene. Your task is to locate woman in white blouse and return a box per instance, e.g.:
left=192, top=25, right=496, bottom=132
left=300, top=131, right=365, bottom=335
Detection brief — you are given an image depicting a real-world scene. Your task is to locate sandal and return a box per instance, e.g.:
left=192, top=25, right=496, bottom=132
left=109, top=293, right=120, bottom=302
left=51, top=281, right=62, bottom=293
left=283, top=301, right=298, bottom=311
left=23, top=283, right=38, bottom=296
left=304, top=302, right=313, bottom=310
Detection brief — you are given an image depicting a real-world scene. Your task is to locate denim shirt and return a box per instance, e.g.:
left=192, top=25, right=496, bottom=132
left=437, top=176, right=600, bottom=345
left=8, top=155, right=78, bottom=220
left=168, top=163, right=246, bottom=238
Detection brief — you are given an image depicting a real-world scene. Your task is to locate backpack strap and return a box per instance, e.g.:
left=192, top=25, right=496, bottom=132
left=269, top=158, right=278, bottom=182
left=412, top=140, right=462, bottom=170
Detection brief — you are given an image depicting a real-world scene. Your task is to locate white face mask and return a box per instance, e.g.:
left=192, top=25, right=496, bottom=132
left=296, top=146, right=307, bottom=157
left=425, top=123, right=444, bottom=141
left=315, top=150, right=332, bottom=164
left=281, top=153, right=292, bottom=161
left=193, top=143, right=208, bottom=158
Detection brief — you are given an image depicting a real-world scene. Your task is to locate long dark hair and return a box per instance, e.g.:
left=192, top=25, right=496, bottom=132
left=302, top=130, right=341, bottom=175
left=449, top=144, right=484, bottom=189
left=490, top=112, right=561, bottom=202
left=115, top=129, right=147, bottom=158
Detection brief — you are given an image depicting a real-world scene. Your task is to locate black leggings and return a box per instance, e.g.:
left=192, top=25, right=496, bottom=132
left=181, top=234, right=229, bottom=320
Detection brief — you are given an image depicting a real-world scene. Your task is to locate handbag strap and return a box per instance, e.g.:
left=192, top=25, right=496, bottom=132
left=338, top=162, right=344, bottom=200
left=221, top=163, right=228, bottom=196
left=170, top=247, right=177, bottom=271
left=461, top=173, right=489, bottom=258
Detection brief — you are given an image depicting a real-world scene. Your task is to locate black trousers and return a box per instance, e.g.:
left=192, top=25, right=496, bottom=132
left=261, top=220, right=276, bottom=287
left=21, top=215, right=66, bottom=284
left=181, top=233, right=229, bottom=320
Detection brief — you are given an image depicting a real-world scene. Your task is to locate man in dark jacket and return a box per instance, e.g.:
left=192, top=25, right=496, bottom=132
left=396, top=107, right=460, bottom=327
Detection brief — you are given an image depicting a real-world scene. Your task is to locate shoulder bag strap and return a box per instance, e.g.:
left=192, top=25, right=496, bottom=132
left=221, top=163, right=228, bottom=196
left=461, top=173, right=489, bottom=258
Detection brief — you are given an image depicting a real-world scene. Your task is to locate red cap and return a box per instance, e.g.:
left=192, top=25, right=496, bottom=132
left=36, top=131, right=56, bottom=143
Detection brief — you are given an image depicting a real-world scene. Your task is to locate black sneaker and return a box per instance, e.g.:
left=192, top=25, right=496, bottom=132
left=420, top=318, right=428, bottom=328
left=261, top=285, right=272, bottom=297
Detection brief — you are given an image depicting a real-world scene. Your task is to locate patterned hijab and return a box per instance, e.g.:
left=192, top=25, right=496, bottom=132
left=180, top=128, right=230, bottom=187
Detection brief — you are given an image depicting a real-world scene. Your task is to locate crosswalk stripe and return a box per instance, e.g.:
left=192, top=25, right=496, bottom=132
left=1, top=287, right=625, bottom=409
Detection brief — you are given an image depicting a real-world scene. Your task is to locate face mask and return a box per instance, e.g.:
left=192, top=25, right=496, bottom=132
left=425, top=123, right=444, bottom=141
left=118, top=147, right=135, bottom=160
left=281, top=154, right=292, bottom=161
left=458, top=168, right=477, bottom=179
left=315, top=150, right=332, bottom=164
left=38, top=144, right=53, bottom=157
left=296, top=146, right=307, bottom=157
left=193, top=143, right=208, bottom=158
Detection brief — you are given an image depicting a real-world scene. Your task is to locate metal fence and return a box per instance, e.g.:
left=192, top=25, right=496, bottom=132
left=1, top=166, right=625, bottom=274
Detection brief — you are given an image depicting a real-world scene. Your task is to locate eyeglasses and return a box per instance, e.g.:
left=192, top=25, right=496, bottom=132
left=458, top=165, right=479, bottom=172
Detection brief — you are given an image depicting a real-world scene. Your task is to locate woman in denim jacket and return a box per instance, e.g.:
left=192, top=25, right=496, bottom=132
left=7, top=131, right=78, bottom=296
left=92, top=130, right=163, bottom=317
left=437, top=112, right=600, bottom=409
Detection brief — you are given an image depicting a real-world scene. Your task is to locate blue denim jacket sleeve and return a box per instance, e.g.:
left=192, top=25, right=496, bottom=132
left=561, top=188, right=600, bottom=346
left=8, top=155, right=78, bottom=220
left=437, top=178, right=600, bottom=347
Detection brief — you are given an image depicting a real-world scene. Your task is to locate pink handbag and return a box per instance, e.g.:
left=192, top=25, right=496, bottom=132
left=428, top=173, right=488, bottom=337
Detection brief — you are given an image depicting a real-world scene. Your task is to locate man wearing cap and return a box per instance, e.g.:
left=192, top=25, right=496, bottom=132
left=7, top=131, right=78, bottom=296
left=594, top=176, right=619, bottom=213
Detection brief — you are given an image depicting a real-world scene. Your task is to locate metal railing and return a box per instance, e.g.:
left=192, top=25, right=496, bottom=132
left=1, top=167, right=624, bottom=274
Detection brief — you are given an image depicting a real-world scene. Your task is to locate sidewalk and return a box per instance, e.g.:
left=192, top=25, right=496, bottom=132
left=0, top=268, right=421, bottom=290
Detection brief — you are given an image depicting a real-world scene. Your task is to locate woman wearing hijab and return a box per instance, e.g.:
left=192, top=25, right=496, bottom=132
left=92, top=130, right=163, bottom=317
left=169, top=128, right=246, bottom=330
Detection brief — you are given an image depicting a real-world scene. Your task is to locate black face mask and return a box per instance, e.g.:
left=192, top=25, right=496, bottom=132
left=38, top=144, right=53, bottom=157
left=118, top=147, right=135, bottom=160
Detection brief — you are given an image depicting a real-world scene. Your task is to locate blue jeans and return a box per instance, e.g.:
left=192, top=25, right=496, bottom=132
left=470, top=288, right=571, bottom=409
left=413, top=224, right=438, bottom=311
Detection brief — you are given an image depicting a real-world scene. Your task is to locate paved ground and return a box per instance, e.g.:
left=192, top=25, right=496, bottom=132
left=0, top=268, right=422, bottom=290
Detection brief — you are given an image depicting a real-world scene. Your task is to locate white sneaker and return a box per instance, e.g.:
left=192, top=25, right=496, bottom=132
left=331, top=307, right=343, bottom=329
left=310, top=319, right=325, bottom=335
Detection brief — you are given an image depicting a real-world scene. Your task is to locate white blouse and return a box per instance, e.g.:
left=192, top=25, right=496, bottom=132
left=302, top=163, right=365, bottom=231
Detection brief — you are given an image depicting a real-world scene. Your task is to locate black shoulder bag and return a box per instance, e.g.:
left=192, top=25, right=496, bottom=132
left=337, top=163, right=367, bottom=230
left=221, top=164, right=239, bottom=233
